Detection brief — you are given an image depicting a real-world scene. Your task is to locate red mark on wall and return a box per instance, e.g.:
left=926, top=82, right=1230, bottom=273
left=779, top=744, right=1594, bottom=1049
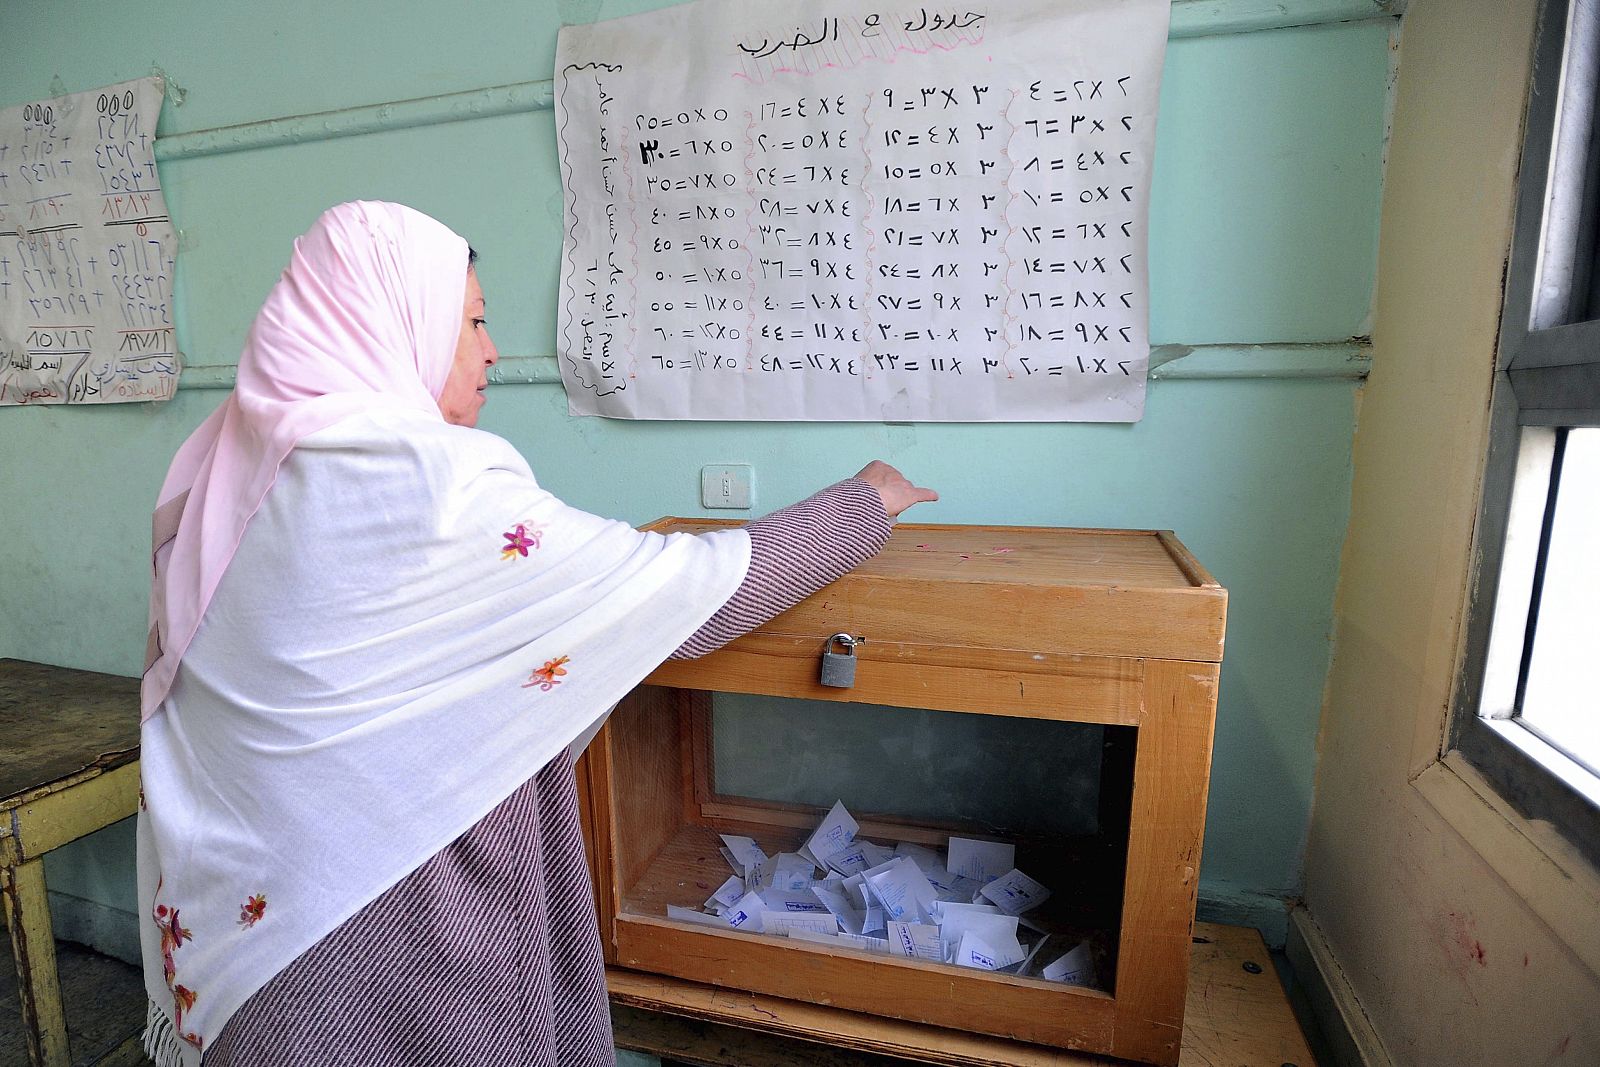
left=1447, top=910, right=1487, bottom=967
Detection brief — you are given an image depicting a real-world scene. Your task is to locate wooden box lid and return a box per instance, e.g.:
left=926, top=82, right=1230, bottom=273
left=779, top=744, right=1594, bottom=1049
left=645, top=520, right=1227, bottom=663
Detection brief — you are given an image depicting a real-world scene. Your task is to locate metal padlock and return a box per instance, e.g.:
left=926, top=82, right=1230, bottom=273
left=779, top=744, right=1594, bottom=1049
left=819, top=633, right=860, bottom=688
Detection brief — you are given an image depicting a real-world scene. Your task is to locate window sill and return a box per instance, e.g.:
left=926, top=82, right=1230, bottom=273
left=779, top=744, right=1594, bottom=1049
left=1412, top=754, right=1600, bottom=977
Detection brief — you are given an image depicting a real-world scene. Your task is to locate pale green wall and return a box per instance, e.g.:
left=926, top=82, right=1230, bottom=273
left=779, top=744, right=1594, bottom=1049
left=1, top=0, right=1390, bottom=956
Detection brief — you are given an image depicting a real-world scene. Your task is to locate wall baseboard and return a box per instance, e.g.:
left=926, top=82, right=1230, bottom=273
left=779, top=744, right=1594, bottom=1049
left=1196, top=882, right=1293, bottom=947
left=48, top=891, right=141, bottom=968
left=1285, top=906, right=1396, bottom=1067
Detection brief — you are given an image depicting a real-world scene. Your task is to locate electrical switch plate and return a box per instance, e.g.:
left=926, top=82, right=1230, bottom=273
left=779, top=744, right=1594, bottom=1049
left=701, top=464, right=754, bottom=509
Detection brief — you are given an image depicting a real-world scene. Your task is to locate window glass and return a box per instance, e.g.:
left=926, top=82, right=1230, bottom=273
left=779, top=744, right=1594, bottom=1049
left=1520, top=427, right=1600, bottom=773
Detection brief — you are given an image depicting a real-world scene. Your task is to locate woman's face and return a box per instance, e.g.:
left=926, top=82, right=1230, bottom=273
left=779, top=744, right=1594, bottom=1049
left=438, top=268, right=499, bottom=427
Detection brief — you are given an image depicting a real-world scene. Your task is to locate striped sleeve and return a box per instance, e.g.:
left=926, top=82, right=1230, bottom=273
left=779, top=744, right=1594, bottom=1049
left=669, top=478, right=893, bottom=660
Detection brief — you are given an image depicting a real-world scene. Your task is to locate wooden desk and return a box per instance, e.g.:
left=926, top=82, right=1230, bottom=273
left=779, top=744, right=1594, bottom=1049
left=0, top=660, right=141, bottom=1067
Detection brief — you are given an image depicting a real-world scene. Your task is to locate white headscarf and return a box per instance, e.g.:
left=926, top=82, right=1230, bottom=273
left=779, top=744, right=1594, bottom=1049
left=142, top=201, right=470, bottom=722
left=137, top=202, right=749, bottom=1065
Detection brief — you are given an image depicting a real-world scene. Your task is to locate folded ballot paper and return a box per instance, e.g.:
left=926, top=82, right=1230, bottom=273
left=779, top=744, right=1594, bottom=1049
left=663, top=800, right=1098, bottom=986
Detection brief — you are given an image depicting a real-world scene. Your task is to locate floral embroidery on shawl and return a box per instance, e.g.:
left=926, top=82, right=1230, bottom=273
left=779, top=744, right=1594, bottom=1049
left=501, top=522, right=542, bottom=560
left=238, top=893, right=267, bottom=928
left=522, top=655, right=571, bottom=691
left=173, top=985, right=203, bottom=1049
left=152, top=878, right=204, bottom=1048
left=151, top=895, right=191, bottom=987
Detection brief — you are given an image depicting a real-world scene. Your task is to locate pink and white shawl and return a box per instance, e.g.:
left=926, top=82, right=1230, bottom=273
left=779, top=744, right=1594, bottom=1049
left=136, top=202, right=748, bottom=1065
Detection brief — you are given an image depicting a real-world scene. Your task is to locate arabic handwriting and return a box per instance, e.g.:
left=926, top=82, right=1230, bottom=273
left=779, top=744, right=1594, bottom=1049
left=739, top=18, right=840, bottom=59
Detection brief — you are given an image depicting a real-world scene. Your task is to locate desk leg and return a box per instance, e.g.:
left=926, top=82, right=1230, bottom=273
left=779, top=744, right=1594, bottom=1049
left=2, top=858, right=71, bottom=1067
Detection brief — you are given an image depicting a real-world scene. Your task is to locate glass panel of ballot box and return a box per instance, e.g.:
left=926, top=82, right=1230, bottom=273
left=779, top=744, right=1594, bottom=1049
left=578, top=522, right=1225, bottom=1067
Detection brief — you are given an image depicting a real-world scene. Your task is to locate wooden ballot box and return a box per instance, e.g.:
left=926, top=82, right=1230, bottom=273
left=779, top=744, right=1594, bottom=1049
left=577, top=523, right=1226, bottom=1066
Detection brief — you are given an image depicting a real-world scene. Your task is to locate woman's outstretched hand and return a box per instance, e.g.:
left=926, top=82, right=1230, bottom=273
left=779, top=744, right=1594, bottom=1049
left=854, top=460, right=938, bottom=519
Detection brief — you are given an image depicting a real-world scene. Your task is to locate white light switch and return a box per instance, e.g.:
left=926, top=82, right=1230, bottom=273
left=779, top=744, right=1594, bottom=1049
left=701, top=464, right=754, bottom=509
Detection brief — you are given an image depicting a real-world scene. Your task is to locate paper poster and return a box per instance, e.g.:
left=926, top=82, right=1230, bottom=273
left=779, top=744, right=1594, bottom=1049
left=555, top=0, right=1169, bottom=421
left=0, top=78, right=178, bottom=406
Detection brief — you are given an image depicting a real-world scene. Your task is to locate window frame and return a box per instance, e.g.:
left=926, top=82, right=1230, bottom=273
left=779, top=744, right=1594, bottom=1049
left=1451, top=0, right=1600, bottom=872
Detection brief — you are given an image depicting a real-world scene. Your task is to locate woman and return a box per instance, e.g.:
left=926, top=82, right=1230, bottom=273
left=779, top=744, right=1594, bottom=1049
left=137, top=201, right=935, bottom=1066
